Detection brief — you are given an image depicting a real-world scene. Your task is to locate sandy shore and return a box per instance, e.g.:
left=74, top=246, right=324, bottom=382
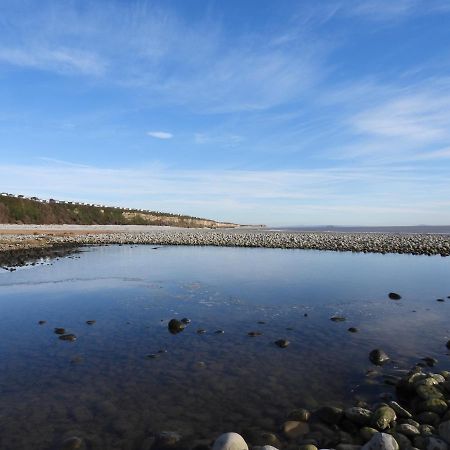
left=0, top=224, right=450, bottom=266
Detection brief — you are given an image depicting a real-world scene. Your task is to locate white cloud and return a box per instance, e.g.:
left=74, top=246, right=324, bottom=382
left=0, top=161, right=449, bottom=226
left=147, top=131, right=173, bottom=140
left=0, top=47, right=106, bottom=76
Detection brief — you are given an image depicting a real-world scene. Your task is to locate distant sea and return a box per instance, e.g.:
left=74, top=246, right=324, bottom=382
left=268, top=225, right=450, bottom=234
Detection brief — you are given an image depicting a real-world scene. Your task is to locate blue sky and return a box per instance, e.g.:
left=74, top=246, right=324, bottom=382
left=1, top=0, right=450, bottom=226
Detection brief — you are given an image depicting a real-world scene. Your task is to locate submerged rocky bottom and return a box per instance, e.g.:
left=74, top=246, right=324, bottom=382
left=59, top=347, right=450, bottom=450
left=0, top=245, right=449, bottom=450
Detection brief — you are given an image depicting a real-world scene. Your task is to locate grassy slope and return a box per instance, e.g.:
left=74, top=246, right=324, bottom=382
left=0, top=196, right=225, bottom=227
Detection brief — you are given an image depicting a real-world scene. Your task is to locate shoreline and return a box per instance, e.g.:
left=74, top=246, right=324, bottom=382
left=1, top=225, right=450, bottom=266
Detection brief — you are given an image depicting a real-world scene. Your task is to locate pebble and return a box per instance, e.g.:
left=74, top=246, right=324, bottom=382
left=369, top=349, right=390, bottom=365
left=348, top=327, right=358, bottom=333
left=330, top=316, right=346, bottom=322
left=388, top=293, right=402, bottom=300
left=59, top=334, right=77, bottom=342
left=345, top=407, right=372, bottom=426
left=275, top=339, right=290, bottom=348
left=426, top=437, right=448, bottom=450
left=282, top=420, right=310, bottom=439
left=388, top=401, right=412, bottom=419
left=61, top=436, right=84, bottom=449
left=38, top=320, right=46, bottom=325
left=248, top=331, right=262, bottom=337
left=54, top=327, right=66, bottom=335
left=86, top=320, right=96, bottom=325
left=168, top=319, right=186, bottom=334
left=396, top=423, right=420, bottom=437
left=212, top=432, right=249, bottom=450
left=288, top=408, right=311, bottom=422
left=372, top=406, right=396, bottom=430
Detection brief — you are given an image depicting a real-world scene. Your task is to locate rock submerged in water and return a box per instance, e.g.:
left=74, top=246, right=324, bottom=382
left=61, top=436, right=84, bottom=449
left=248, top=331, right=262, bottom=337
left=168, top=319, right=186, bottom=334
left=388, top=292, right=402, bottom=300
left=330, top=316, right=346, bottom=322
left=369, top=349, right=390, bottom=365
left=348, top=327, right=358, bottom=333
left=212, top=432, right=249, bottom=450
left=59, top=334, right=77, bottom=342
left=275, top=339, right=290, bottom=348
left=54, top=327, right=66, bottom=335
left=86, top=320, right=96, bottom=325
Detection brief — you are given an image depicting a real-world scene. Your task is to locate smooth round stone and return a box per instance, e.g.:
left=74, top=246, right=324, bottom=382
left=59, top=334, right=77, bottom=342
left=317, top=406, right=344, bottom=425
left=416, top=399, right=448, bottom=415
left=439, top=421, right=450, bottom=445
left=61, top=436, right=84, bottom=449
left=372, top=407, right=396, bottom=430
left=416, top=385, right=443, bottom=401
left=212, top=433, right=249, bottom=450
left=425, top=437, right=448, bottom=450
left=348, top=327, right=358, bottom=333
left=345, top=407, right=372, bottom=426
left=86, top=320, right=96, bottom=325
left=391, top=432, right=412, bottom=449
left=283, top=420, right=310, bottom=439
left=362, top=433, right=399, bottom=450
left=389, top=402, right=412, bottom=419
left=396, top=424, right=420, bottom=437
left=155, top=431, right=182, bottom=448
left=275, top=339, right=290, bottom=348
left=54, top=327, right=66, bottom=335
left=288, top=408, right=311, bottom=422
left=360, top=427, right=379, bottom=442
left=415, top=412, right=440, bottom=426
left=168, top=319, right=185, bottom=334
left=389, top=293, right=402, bottom=300
left=259, top=446, right=279, bottom=450
left=419, top=425, right=435, bottom=437
left=369, top=349, right=390, bottom=365
left=298, top=445, right=318, bottom=450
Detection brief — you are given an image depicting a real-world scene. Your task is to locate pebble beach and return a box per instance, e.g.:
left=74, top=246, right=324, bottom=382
left=1, top=225, right=450, bottom=268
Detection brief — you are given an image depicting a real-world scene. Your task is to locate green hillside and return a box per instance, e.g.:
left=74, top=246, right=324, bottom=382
left=0, top=195, right=233, bottom=228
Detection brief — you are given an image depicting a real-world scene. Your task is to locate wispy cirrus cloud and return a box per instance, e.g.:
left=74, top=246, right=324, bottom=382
left=0, top=160, right=449, bottom=225
left=0, top=46, right=105, bottom=76
left=147, top=131, right=173, bottom=140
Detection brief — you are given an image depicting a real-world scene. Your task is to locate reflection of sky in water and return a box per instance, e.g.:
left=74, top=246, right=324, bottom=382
left=0, top=246, right=449, bottom=448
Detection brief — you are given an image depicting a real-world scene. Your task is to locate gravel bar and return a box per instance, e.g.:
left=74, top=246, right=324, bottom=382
left=1, top=227, right=450, bottom=264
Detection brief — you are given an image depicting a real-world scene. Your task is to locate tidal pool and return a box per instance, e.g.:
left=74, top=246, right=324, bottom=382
left=0, top=245, right=449, bottom=449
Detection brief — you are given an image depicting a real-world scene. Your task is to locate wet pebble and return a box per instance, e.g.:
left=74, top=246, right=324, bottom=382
left=168, top=319, right=186, bottom=334
left=54, top=327, right=66, bottom=335
left=248, top=331, right=262, bottom=337
left=59, top=334, right=77, bottom=342
left=85, top=320, right=96, bottom=325
left=61, top=436, right=84, bottom=449
left=369, top=349, right=390, bottom=365
left=38, top=320, right=46, bottom=325
left=330, top=316, right=346, bottom=322
left=348, top=327, right=358, bottom=333
left=388, top=292, right=402, bottom=300
left=274, top=339, right=290, bottom=348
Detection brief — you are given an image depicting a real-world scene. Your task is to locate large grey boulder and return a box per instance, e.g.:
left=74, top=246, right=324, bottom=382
left=362, top=433, right=399, bottom=450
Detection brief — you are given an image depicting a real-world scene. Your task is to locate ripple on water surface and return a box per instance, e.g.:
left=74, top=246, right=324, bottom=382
left=0, top=245, right=449, bottom=449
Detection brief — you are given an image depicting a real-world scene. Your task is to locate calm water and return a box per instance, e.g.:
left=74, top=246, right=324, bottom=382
left=0, top=245, right=450, bottom=449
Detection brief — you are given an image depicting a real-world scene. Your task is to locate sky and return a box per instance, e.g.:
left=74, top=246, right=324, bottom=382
left=1, top=0, right=450, bottom=226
